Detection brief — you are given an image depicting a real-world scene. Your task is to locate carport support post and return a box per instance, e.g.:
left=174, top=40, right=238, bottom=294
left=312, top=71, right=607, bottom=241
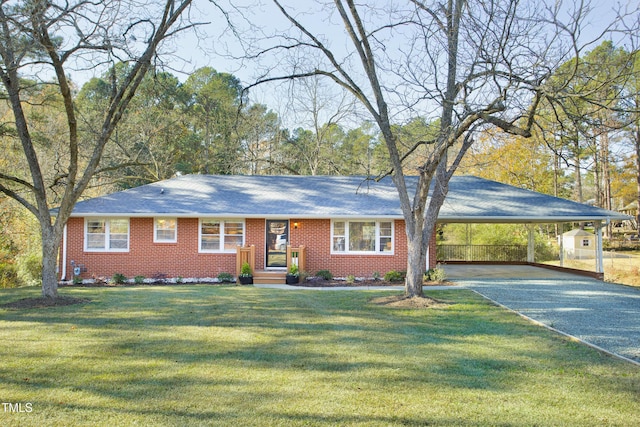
left=595, top=221, right=604, bottom=274
left=558, top=223, right=564, bottom=267
left=527, top=225, right=535, bottom=263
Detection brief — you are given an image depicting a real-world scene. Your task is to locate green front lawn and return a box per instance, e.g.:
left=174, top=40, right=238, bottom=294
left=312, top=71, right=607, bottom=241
left=1, top=285, right=638, bottom=426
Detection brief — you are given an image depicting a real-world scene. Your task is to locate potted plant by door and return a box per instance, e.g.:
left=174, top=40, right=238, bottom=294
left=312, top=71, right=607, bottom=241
left=238, top=262, right=253, bottom=285
left=285, top=264, right=300, bottom=285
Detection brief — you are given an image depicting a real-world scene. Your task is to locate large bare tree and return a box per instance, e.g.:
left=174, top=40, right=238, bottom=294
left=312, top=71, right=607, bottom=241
left=0, top=0, right=196, bottom=298
left=244, top=0, right=634, bottom=297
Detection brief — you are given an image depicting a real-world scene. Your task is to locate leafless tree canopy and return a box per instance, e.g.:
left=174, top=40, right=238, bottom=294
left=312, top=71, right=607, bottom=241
left=238, top=0, right=639, bottom=296
left=0, top=0, right=196, bottom=297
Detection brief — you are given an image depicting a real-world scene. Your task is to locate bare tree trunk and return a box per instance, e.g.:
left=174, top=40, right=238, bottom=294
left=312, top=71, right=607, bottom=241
left=405, top=234, right=425, bottom=297
left=253, top=0, right=612, bottom=297
left=636, top=128, right=640, bottom=232
left=573, top=137, right=584, bottom=203
left=41, top=227, right=61, bottom=298
left=601, top=132, right=612, bottom=238
left=0, top=0, right=195, bottom=299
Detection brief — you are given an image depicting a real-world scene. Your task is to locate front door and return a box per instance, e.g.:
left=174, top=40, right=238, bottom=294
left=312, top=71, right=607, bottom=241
left=266, top=220, right=289, bottom=268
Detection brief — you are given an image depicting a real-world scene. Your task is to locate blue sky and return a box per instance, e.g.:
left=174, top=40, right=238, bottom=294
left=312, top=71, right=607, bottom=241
left=66, top=0, right=638, bottom=129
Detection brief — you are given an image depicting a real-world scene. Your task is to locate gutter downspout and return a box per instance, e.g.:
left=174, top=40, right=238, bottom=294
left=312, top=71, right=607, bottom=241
left=60, top=224, right=68, bottom=281
left=425, top=243, right=430, bottom=270
left=559, top=223, right=564, bottom=267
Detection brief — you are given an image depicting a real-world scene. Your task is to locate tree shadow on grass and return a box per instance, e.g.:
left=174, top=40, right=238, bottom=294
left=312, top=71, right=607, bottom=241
left=1, top=295, right=90, bottom=309
left=2, top=286, right=640, bottom=425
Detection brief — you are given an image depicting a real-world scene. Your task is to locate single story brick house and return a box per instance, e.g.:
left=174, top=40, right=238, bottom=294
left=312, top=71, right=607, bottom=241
left=58, top=174, right=629, bottom=283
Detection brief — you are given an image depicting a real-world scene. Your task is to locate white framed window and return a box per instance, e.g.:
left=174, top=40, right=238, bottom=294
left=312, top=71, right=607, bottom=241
left=85, top=218, right=129, bottom=252
left=331, top=220, right=394, bottom=254
left=581, top=239, right=591, bottom=247
left=199, top=219, right=245, bottom=252
left=154, top=218, right=177, bottom=243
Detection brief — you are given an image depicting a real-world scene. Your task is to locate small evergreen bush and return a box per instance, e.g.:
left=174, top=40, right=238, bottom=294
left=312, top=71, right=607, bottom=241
left=217, top=272, right=234, bottom=283
left=288, top=264, right=299, bottom=277
left=316, top=269, right=333, bottom=280
left=424, top=267, right=447, bottom=282
left=240, top=262, right=252, bottom=277
left=384, top=270, right=404, bottom=282
left=112, top=273, right=127, bottom=284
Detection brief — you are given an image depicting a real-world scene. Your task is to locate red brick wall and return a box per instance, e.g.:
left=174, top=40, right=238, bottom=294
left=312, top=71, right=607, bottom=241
left=62, top=217, right=237, bottom=280
left=60, top=216, right=423, bottom=280
left=289, top=218, right=408, bottom=277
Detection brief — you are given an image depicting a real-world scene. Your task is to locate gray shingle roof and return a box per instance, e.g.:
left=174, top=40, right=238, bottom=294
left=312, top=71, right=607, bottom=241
left=69, top=174, right=629, bottom=223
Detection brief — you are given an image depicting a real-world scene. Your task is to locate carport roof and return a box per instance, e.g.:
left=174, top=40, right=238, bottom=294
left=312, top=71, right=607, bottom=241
left=69, top=174, right=630, bottom=223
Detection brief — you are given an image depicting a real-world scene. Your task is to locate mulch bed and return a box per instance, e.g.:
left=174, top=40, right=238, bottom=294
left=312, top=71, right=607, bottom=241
left=301, top=278, right=400, bottom=287
left=300, top=278, right=454, bottom=308
left=4, top=279, right=453, bottom=310
left=369, top=294, right=451, bottom=308
left=298, top=277, right=453, bottom=288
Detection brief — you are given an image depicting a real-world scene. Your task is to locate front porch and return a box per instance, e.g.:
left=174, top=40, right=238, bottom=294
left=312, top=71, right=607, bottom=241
left=236, top=244, right=307, bottom=284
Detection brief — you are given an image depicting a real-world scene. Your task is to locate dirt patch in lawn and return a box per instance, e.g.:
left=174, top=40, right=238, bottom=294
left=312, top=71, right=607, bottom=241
left=369, top=294, right=451, bottom=309
left=1, top=296, right=90, bottom=310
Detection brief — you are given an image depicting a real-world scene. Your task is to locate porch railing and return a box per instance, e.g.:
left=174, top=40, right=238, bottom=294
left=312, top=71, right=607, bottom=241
left=437, top=244, right=527, bottom=262
left=286, top=245, right=306, bottom=273
left=236, top=245, right=256, bottom=277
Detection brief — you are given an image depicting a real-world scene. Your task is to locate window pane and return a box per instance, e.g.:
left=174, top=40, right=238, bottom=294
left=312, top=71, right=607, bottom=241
left=225, top=222, right=243, bottom=235
left=349, top=221, right=375, bottom=251
left=224, top=236, right=243, bottom=251
left=333, top=221, right=346, bottom=251
left=157, top=230, right=175, bottom=240
left=110, top=219, right=128, bottom=234
left=202, top=221, right=220, bottom=235
left=108, top=219, right=129, bottom=250
left=380, top=222, right=392, bottom=237
left=201, top=235, right=220, bottom=250
left=86, top=220, right=105, bottom=249
left=157, top=219, right=176, bottom=230
left=379, top=222, right=392, bottom=252
left=87, top=234, right=105, bottom=249
left=223, top=222, right=244, bottom=250
left=380, top=237, right=392, bottom=252
left=110, top=234, right=128, bottom=249
left=87, top=220, right=105, bottom=233
left=156, top=218, right=176, bottom=241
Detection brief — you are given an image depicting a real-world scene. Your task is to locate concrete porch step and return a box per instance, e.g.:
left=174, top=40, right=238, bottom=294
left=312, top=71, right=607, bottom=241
left=253, top=270, right=286, bottom=284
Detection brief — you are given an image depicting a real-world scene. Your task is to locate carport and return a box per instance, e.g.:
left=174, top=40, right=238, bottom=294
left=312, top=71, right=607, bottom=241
left=433, top=177, right=632, bottom=279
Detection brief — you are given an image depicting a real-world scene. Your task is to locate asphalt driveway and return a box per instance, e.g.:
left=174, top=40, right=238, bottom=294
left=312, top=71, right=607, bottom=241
left=449, top=266, right=640, bottom=364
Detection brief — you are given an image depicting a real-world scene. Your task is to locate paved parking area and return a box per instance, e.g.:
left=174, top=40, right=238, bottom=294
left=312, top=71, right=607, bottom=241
left=447, top=265, right=640, bottom=364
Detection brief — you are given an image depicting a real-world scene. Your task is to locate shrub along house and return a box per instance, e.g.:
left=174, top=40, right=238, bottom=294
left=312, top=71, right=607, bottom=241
left=58, top=174, right=630, bottom=283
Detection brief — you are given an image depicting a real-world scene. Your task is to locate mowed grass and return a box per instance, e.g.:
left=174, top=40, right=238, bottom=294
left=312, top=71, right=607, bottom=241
left=1, top=286, right=639, bottom=426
